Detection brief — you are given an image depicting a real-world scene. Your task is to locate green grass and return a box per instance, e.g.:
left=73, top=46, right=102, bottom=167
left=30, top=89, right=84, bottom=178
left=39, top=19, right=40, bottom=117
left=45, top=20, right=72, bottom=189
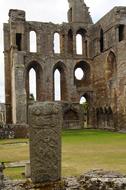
left=5, top=167, right=25, bottom=180
left=62, top=129, right=126, bottom=176
left=1, top=129, right=126, bottom=179
left=0, top=139, right=29, bottom=163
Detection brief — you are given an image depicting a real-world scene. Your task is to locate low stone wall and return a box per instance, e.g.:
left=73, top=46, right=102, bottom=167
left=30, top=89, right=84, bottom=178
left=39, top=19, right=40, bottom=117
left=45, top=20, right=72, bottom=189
left=0, top=124, right=29, bottom=139
left=64, top=170, right=126, bottom=190
left=2, top=170, right=126, bottom=190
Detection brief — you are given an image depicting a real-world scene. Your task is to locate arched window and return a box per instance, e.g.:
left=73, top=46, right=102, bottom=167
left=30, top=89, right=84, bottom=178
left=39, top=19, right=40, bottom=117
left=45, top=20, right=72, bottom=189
left=30, top=31, right=37, bottom=52
left=80, top=96, right=87, bottom=104
left=29, top=68, right=36, bottom=100
left=100, top=29, right=104, bottom=52
left=26, top=61, right=43, bottom=102
left=53, top=62, right=67, bottom=101
left=76, top=28, right=86, bottom=55
left=76, top=34, right=83, bottom=55
left=106, top=51, right=116, bottom=80
left=54, top=33, right=60, bottom=54
left=54, top=69, right=61, bottom=101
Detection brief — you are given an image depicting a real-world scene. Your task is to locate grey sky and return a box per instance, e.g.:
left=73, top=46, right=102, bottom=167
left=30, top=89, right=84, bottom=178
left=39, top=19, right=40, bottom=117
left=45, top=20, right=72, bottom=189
left=0, top=0, right=126, bottom=102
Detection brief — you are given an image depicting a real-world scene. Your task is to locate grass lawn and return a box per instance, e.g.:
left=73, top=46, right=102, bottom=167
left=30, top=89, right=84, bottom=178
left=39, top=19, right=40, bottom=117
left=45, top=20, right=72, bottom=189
left=5, top=167, right=25, bottom=179
left=0, top=139, right=29, bottom=163
left=62, top=130, right=126, bottom=176
left=1, top=129, right=126, bottom=179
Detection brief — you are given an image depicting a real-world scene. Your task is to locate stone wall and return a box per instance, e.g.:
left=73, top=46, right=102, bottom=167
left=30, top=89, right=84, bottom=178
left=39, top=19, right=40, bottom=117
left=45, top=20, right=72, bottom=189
left=0, top=124, right=28, bottom=139
left=3, top=1, right=126, bottom=130
left=2, top=170, right=126, bottom=190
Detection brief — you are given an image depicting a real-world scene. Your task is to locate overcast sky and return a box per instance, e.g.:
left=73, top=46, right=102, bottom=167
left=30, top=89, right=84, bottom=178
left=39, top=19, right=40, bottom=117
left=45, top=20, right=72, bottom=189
left=0, top=0, right=126, bottom=102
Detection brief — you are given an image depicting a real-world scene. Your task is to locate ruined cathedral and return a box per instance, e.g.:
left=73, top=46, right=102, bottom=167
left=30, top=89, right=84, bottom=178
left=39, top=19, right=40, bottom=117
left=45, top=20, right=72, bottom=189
left=3, top=0, right=126, bottom=131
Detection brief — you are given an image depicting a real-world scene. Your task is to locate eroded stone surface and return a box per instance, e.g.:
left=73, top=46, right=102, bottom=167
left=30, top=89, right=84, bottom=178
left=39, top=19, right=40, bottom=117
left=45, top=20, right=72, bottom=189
left=2, top=170, right=126, bottom=190
left=28, top=102, right=62, bottom=183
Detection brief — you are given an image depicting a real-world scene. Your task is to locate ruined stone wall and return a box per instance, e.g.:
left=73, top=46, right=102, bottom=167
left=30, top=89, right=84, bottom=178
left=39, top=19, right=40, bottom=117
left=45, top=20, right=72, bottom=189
left=2, top=170, right=126, bottom=189
left=4, top=6, right=94, bottom=129
left=3, top=2, right=126, bottom=130
left=88, top=6, right=126, bottom=130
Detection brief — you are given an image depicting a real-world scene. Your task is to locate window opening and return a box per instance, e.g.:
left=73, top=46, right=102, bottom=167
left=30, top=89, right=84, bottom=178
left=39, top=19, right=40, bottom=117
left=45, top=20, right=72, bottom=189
left=16, top=33, right=22, bottom=51
left=100, top=29, right=104, bottom=52
left=29, top=68, right=36, bottom=100
left=76, top=34, right=83, bottom=55
left=54, top=69, right=61, bottom=100
left=75, top=68, right=84, bottom=80
left=30, top=31, right=37, bottom=52
left=54, top=33, right=60, bottom=54
left=119, top=25, right=124, bottom=42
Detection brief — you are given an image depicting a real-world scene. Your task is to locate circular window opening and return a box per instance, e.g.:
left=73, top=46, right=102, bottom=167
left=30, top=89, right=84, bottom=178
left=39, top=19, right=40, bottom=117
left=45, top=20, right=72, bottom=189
left=75, top=68, right=84, bottom=80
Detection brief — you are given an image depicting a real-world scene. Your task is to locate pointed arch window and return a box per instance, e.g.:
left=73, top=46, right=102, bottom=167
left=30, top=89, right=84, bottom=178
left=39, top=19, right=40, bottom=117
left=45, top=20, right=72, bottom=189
left=106, top=51, right=116, bottom=80
left=54, top=69, right=61, bottom=100
left=29, top=68, right=37, bottom=100
left=26, top=62, right=43, bottom=102
left=53, top=62, right=67, bottom=101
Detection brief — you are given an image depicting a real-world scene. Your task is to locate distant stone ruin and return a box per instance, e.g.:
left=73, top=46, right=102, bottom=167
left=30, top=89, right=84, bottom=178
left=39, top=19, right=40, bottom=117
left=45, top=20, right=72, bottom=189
left=3, top=0, right=126, bottom=131
left=4, top=0, right=126, bottom=129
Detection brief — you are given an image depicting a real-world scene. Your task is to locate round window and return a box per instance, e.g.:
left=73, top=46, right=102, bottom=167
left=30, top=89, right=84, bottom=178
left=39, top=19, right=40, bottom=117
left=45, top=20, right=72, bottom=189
left=75, top=68, right=84, bottom=80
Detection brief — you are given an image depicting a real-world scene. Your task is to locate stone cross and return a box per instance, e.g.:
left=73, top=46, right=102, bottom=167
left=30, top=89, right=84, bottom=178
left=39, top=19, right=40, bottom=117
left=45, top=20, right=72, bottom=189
left=28, top=102, right=62, bottom=183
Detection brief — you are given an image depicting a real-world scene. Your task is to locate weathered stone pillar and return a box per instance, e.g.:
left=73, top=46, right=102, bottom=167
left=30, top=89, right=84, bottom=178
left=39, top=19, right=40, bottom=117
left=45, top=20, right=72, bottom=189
left=28, top=102, right=62, bottom=184
left=73, top=32, right=76, bottom=55
left=12, top=52, right=27, bottom=124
